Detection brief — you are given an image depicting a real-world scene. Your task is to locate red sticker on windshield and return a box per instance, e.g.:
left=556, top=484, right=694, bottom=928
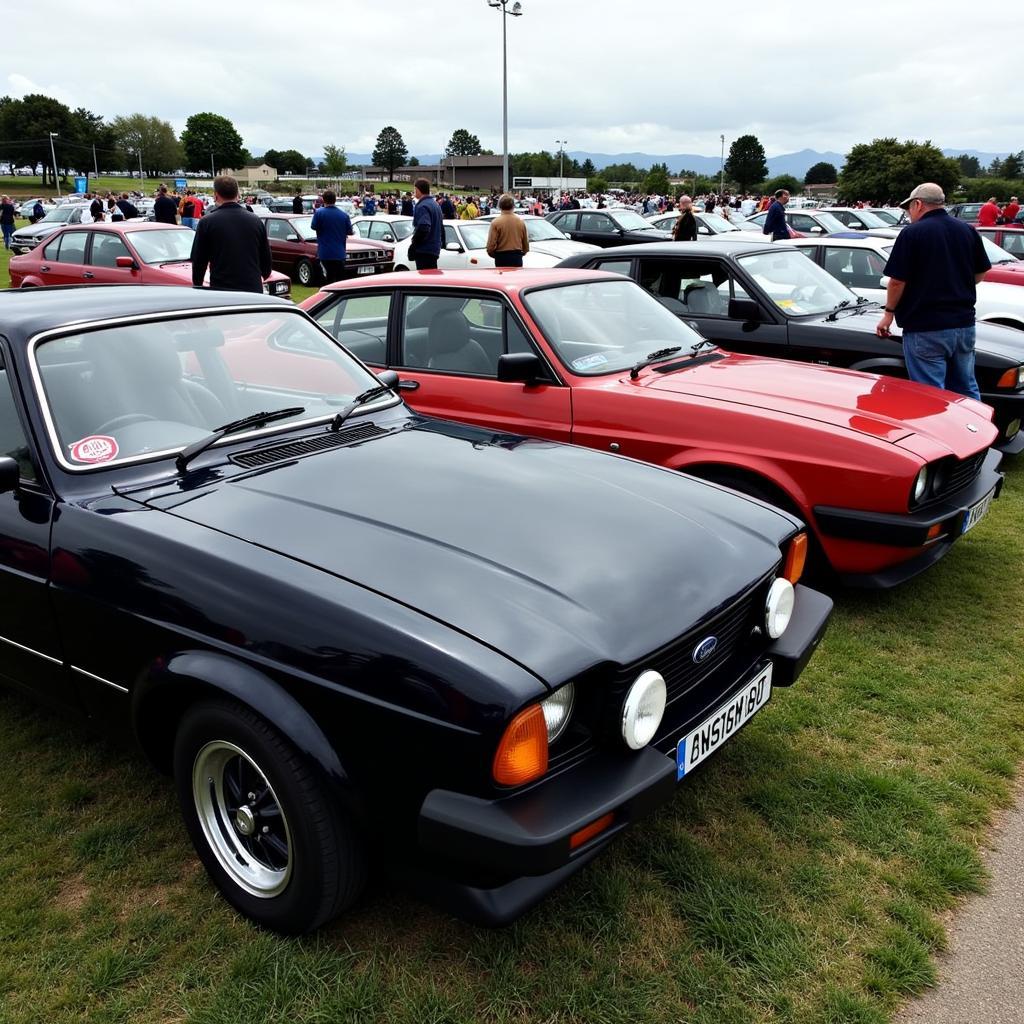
left=69, top=435, right=119, bottom=464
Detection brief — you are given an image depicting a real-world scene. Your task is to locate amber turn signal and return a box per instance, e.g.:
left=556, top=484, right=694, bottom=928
left=493, top=704, right=549, bottom=786
left=782, top=532, right=808, bottom=584
left=997, top=366, right=1022, bottom=388
left=569, top=812, right=615, bottom=850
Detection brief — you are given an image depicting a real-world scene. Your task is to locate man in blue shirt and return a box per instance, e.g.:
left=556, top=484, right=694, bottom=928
left=408, top=178, right=443, bottom=270
left=762, top=189, right=790, bottom=240
left=362, top=192, right=376, bottom=216
left=310, top=190, right=354, bottom=283
left=875, top=182, right=991, bottom=399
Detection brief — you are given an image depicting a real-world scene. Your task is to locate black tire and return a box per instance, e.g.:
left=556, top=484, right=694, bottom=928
left=294, top=258, right=319, bottom=286
left=173, top=700, right=365, bottom=934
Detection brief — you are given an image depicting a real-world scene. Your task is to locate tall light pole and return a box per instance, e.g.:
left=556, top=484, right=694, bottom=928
left=211, top=151, right=216, bottom=179
left=48, top=132, right=60, bottom=196
left=487, top=0, right=523, bottom=193
left=719, top=134, right=726, bottom=198
left=556, top=139, right=567, bottom=193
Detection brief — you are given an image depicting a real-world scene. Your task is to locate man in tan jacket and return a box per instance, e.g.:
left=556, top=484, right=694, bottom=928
left=485, top=194, right=530, bottom=267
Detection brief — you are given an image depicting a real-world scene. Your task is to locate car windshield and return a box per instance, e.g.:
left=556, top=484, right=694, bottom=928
left=844, top=210, right=890, bottom=228
left=523, top=279, right=706, bottom=376
left=526, top=219, right=569, bottom=241
left=612, top=210, right=660, bottom=231
left=736, top=248, right=856, bottom=316
left=289, top=216, right=318, bottom=241
left=870, top=209, right=899, bottom=225
left=807, top=212, right=848, bottom=233
left=980, top=236, right=1015, bottom=263
left=33, top=309, right=389, bottom=471
left=128, top=229, right=196, bottom=264
left=458, top=223, right=491, bottom=250
left=383, top=218, right=414, bottom=239
left=41, top=207, right=76, bottom=223
left=701, top=213, right=742, bottom=233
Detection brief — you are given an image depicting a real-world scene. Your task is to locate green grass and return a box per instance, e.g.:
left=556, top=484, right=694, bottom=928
left=1, top=232, right=1022, bottom=1021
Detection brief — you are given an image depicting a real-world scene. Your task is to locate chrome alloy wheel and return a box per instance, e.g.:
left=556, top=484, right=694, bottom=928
left=192, top=740, right=293, bottom=898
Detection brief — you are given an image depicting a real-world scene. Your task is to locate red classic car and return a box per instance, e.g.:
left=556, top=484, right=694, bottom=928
left=7, top=222, right=293, bottom=297
left=259, top=213, right=394, bottom=286
left=299, top=269, right=1003, bottom=588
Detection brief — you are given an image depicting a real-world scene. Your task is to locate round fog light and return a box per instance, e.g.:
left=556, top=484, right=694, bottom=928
left=621, top=670, right=666, bottom=750
left=765, top=578, right=795, bottom=639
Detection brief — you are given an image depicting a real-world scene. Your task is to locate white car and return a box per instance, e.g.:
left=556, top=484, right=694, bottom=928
left=473, top=214, right=600, bottom=259
left=351, top=214, right=414, bottom=244
left=646, top=211, right=763, bottom=239
left=389, top=219, right=573, bottom=271
left=792, top=234, right=1024, bottom=331
left=9, top=203, right=91, bottom=254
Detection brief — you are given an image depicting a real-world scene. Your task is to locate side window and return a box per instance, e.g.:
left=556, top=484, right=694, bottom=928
left=790, top=214, right=818, bottom=233
left=638, top=259, right=735, bottom=316
left=443, top=225, right=461, bottom=248
left=313, top=294, right=391, bottom=364
left=596, top=259, right=633, bottom=277
left=554, top=213, right=577, bottom=232
left=89, top=234, right=132, bottom=268
left=399, top=294, right=500, bottom=377
left=505, top=314, right=535, bottom=355
left=55, top=231, right=88, bottom=264
left=368, top=221, right=394, bottom=241
left=0, top=364, right=36, bottom=483
left=352, top=221, right=369, bottom=237
left=42, top=237, right=61, bottom=261
left=823, top=247, right=886, bottom=289
left=1001, top=233, right=1024, bottom=257
left=580, top=213, right=611, bottom=232
left=265, top=219, right=290, bottom=240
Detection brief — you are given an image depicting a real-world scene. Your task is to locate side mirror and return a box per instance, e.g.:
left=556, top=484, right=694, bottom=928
left=382, top=234, right=395, bottom=242
left=810, top=226, right=824, bottom=234
left=729, top=298, right=762, bottom=321
left=286, top=234, right=300, bottom=242
left=0, top=456, right=19, bottom=495
left=445, top=242, right=464, bottom=253
left=376, top=369, right=400, bottom=390
left=115, top=255, right=138, bottom=269
left=497, top=352, right=542, bottom=383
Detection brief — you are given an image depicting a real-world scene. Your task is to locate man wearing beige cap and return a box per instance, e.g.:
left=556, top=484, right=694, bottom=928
left=875, top=182, right=990, bottom=399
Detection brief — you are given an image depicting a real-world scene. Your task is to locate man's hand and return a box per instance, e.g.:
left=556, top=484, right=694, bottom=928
left=876, top=311, right=895, bottom=337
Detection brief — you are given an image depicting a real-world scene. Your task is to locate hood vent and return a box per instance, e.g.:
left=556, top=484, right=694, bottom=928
left=230, top=423, right=386, bottom=468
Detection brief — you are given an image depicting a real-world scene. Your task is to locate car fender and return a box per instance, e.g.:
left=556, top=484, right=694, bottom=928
left=131, top=650, right=361, bottom=816
left=17, top=276, right=46, bottom=288
left=670, top=452, right=810, bottom=521
left=979, top=315, right=1024, bottom=332
left=848, top=355, right=907, bottom=377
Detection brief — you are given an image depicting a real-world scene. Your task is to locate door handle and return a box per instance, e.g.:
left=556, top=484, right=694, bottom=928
left=40, top=265, right=50, bottom=272
left=397, top=379, right=419, bottom=391
left=82, top=272, right=94, bottom=279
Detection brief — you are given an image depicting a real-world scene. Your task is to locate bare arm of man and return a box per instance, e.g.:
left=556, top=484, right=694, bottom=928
left=875, top=278, right=906, bottom=337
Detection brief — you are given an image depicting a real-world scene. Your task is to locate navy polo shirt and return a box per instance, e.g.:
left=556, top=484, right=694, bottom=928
left=883, top=208, right=990, bottom=331
left=310, top=205, right=353, bottom=261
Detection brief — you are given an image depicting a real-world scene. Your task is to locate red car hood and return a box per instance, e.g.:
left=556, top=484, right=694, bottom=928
left=985, top=262, right=1024, bottom=285
left=149, top=261, right=289, bottom=286
left=639, top=352, right=997, bottom=454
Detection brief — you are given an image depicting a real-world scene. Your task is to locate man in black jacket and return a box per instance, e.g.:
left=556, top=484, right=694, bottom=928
left=153, top=185, right=179, bottom=224
left=190, top=176, right=272, bottom=293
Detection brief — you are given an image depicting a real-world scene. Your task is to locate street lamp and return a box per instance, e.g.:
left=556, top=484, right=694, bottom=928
left=48, top=132, right=60, bottom=197
left=556, top=139, right=567, bottom=193
left=719, top=134, right=726, bottom=199
left=487, top=0, right=523, bottom=193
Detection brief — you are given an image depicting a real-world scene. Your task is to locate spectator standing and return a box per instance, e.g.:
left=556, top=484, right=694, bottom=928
left=1002, top=196, right=1020, bottom=222
left=763, top=189, right=790, bottom=240
left=179, top=191, right=198, bottom=230
left=310, top=189, right=354, bottom=284
left=408, top=178, right=443, bottom=270
left=89, top=194, right=104, bottom=223
left=400, top=192, right=414, bottom=216
left=485, top=193, right=530, bottom=267
left=672, top=196, right=698, bottom=241
left=0, top=195, right=16, bottom=249
left=116, top=192, right=139, bottom=220
left=461, top=195, right=479, bottom=220
left=153, top=185, right=179, bottom=224
left=31, top=199, right=45, bottom=223
left=363, top=192, right=377, bottom=216
left=977, top=196, right=1001, bottom=227
left=439, top=193, right=456, bottom=219
left=108, top=197, right=123, bottom=222
left=292, top=191, right=304, bottom=215
left=190, top=175, right=272, bottom=294
left=875, top=182, right=990, bottom=399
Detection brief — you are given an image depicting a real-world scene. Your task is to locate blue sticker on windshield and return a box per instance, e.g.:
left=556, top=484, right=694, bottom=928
left=572, top=353, right=608, bottom=370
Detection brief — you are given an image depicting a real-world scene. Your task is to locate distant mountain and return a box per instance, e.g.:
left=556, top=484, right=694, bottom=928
left=941, top=148, right=1011, bottom=164
left=564, top=149, right=847, bottom=179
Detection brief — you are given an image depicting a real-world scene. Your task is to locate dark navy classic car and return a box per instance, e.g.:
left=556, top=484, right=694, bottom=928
left=0, top=286, right=832, bottom=932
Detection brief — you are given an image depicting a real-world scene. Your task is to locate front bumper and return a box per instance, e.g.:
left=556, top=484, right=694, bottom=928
left=412, top=584, right=832, bottom=926
left=982, top=390, right=1024, bottom=453
left=341, top=261, right=394, bottom=279
left=813, top=448, right=1003, bottom=587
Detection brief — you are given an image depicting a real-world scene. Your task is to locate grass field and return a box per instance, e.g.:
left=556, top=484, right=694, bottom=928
left=0, top=234, right=1022, bottom=1023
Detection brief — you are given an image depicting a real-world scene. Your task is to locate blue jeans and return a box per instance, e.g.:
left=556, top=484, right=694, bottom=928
left=181, top=217, right=196, bottom=230
left=902, top=327, right=981, bottom=400
left=1, top=223, right=12, bottom=248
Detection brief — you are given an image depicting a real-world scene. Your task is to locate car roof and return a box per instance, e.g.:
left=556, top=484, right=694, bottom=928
left=563, top=239, right=778, bottom=259
left=791, top=234, right=884, bottom=248
left=0, top=286, right=290, bottom=339
left=318, top=267, right=625, bottom=296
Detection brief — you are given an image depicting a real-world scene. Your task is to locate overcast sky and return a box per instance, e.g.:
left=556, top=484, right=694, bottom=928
left=6, top=0, right=1020, bottom=160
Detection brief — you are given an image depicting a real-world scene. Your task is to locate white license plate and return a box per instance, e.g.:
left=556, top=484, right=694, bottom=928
left=357, top=266, right=376, bottom=275
left=676, top=664, right=772, bottom=780
left=961, top=488, right=995, bottom=534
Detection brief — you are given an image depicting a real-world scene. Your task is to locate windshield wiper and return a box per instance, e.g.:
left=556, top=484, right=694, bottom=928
left=176, top=406, right=305, bottom=473
left=690, top=338, right=717, bottom=356
left=630, top=346, right=682, bottom=379
left=825, top=299, right=853, bottom=322
left=329, top=383, right=395, bottom=431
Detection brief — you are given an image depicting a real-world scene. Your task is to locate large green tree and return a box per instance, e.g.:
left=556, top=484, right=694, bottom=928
left=642, top=162, right=671, bottom=194
left=955, top=153, right=982, bottom=178
left=0, top=94, right=76, bottom=184
left=837, top=138, right=959, bottom=203
left=321, top=144, right=348, bottom=177
left=804, top=161, right=838, bottom=185
left=372, top=126, right=408, bottom=178
left=725, top=135, right=768, bottom=191
left=445, top=128, right=482, bottom=157
left=261, top=148, right=308, bottom=176
left=110, top=114, right=182, bottom=177
left=761, top=174, right=801, bottom=196
left=180, top=112, right=245, bottom=173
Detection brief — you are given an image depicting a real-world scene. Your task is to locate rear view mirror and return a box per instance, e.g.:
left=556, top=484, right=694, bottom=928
left=497, top=352, right=542, bottom=383
left=729, top=298, right=762, bottom=321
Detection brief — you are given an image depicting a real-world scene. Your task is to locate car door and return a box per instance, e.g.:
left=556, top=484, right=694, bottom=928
left=85, top=231, right=137, bottom=284
left=265, top=217, right=304, bottom=274
left=579, top=212, right=622, bottom=247
left=817, top=245, right=888, bottom=299
left=367, top=220, right=399, bottom=244
left=437, top=225, right=469, bottom=269
left=307, top=290, right=392, bottom=366
left=550, top=212, right=579, bottom=241
left=40, top=229, right=91, bottom=285
left=0, top=353, right=76, bottom=708
left=788, top=213, right=825, bottom=236
left=391, top=290, right=572, bottom=441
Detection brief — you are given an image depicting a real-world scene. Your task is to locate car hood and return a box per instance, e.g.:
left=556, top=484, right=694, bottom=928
left=12, top=223, right=61, bottom=240
left=529, top=238, right=600, bottom=258
left=140, top=418, right=795, bottom=682
left=642, top=351, right=995, bottom=450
